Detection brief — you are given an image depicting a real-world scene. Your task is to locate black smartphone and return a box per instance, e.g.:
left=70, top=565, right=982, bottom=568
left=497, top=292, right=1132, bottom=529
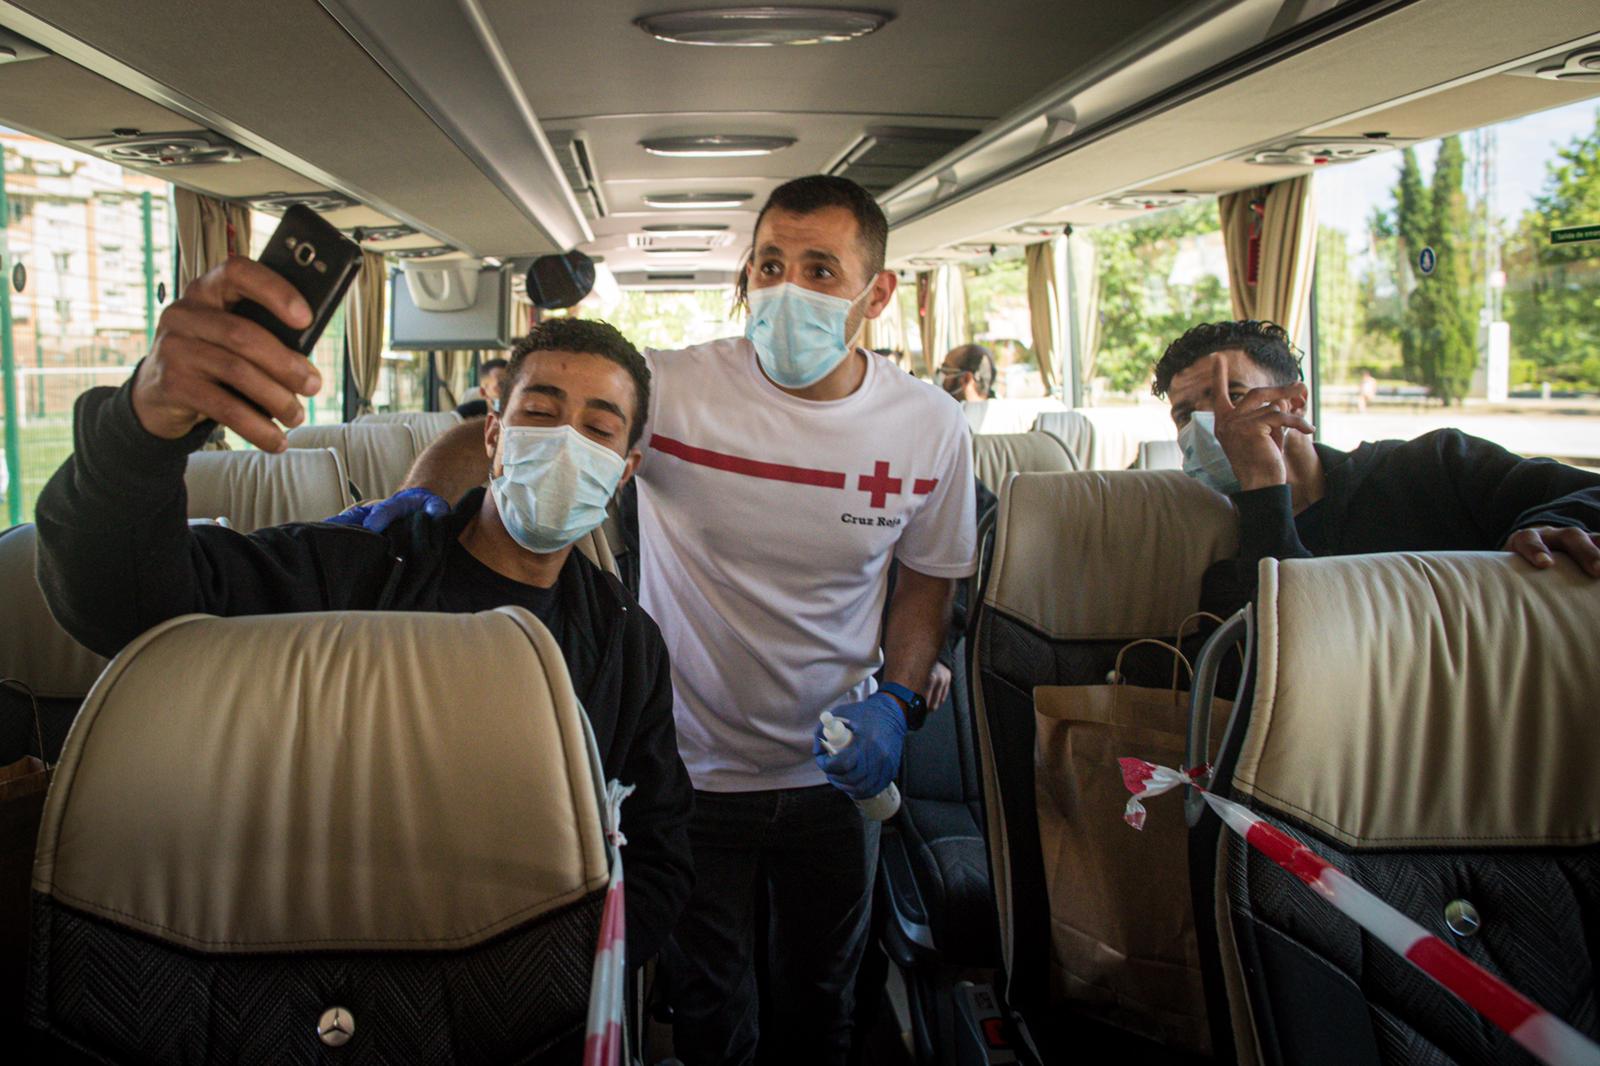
left=232, top=203, right=363, bottom=354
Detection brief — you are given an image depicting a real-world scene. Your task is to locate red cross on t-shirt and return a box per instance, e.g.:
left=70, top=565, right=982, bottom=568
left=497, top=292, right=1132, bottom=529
left=858, top=461, right=903, bottom=509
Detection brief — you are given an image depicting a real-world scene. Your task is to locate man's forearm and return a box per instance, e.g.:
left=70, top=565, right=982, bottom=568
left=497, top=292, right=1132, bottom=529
left=882, top=564, right=954, bottom=704
left=399, top=417, right=491, bottom=503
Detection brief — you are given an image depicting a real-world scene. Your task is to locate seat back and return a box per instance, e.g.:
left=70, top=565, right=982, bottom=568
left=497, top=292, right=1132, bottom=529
left=1031, top=410, right=1095, bottom=469
left=184, top=447, right=354, bottom=532
left=1133, top=439, right=1182, bottom=470
left=971, top=470, right=1237, bottom=1029
left=29, top=608, right=609, bottom=1061
left=284, top=422, right=419, bottom=501
left=971, top=431, right=1077, bottom=492
left=357, top=410, right=464, bottom=450
left=1204, top=553, right=1600, bottom=1066
left=0, top=524, right=107, bottom=761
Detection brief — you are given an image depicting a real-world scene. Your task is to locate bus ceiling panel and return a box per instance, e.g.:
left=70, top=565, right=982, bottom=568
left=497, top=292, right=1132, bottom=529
left=315, top=0, right=592, bottom=251
left=1310, top=70, right=1600, bottom=141
left=480, top=0, right=1182, bottom=125
left=884, top=0, right=1600, bottom=263
left=0, top=55, right=183, bottom=140
left=0, top=0, right=556, bottom=258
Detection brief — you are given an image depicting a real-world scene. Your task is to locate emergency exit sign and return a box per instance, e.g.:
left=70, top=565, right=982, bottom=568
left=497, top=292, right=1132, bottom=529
left=1550, top=224, right=1600, bottom=246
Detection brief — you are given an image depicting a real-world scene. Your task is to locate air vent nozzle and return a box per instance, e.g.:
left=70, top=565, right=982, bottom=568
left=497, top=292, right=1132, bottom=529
left=1242, top=137, right=1412, bottom=167
left=80, top=130, right=256, bottom=167
left=1096, top=192, right=1197, bottom=211
left=249, top=191, right=360, bottom=214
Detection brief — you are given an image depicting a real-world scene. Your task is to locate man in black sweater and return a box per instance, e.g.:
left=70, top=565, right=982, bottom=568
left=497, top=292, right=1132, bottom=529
left=1153, top=320, right=1600, bottom=613
left=35, top=259, right=693, bottom=970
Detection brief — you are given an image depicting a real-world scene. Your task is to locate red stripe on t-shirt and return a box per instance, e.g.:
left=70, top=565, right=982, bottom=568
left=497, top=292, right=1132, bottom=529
left=651, top=434, right=848, bottom=490
left=912, top=478, right=939, bottom=495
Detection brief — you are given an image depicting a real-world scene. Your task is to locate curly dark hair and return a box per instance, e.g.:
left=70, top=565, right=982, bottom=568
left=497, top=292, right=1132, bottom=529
left=1151, top=320, right=1302, bottom=398
left=501, top=318, right=651, bottom=448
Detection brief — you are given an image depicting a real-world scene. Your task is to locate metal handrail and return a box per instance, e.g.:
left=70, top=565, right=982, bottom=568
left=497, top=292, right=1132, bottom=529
left=1185, top=606, right=1254, bottom=826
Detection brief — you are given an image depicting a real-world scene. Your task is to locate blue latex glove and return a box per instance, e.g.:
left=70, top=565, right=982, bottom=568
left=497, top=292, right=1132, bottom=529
left=323, top=487, right=450, bottom=532
left=811, top=691, right=907, bottom=800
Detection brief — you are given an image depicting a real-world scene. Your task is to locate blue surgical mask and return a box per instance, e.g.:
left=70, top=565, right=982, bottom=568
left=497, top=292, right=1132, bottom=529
left=1178, top=411, right=1242, bottom=496
left=745, top=281, right=872, bottom=389
left=490, top=425, right=625, bottom=553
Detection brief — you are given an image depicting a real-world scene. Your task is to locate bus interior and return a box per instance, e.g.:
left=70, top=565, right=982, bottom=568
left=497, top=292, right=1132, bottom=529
left=1, top=1, right=1598, bottom=1063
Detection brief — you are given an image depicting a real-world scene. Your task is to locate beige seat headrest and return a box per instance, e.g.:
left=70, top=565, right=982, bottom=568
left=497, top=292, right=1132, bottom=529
left=972, top=431, right=1078, bottom=492
left=1236, top=552, right=1600, bottom=848
left=357, top=410, right=465, bottom=450
left=284, top=422, right=419, bottom=501
left=34, top=608, right=608, bottom=953
left=1032, top=410, right=1095, bottom=469
left=1134, top=439, right=1183, bottom=471
left=986, top=470, right=1237, bottom=640
left=185, top=447, right=354, bottom=532
left=0, top=524, right=107, bottom=697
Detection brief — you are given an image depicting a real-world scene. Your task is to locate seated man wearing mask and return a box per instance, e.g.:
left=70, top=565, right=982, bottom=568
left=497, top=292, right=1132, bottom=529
left=1154, top=319, right=1600, bottom=613
left=34, top=259, right=693, bottom=971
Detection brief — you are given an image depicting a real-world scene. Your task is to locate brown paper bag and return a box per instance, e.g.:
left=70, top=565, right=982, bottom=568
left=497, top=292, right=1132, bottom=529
left=1032, top=638, right=1233, bottom=1055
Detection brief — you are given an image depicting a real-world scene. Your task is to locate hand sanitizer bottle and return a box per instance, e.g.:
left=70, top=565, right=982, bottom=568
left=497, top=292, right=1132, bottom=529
left=819, top=711, right=902, bottom=821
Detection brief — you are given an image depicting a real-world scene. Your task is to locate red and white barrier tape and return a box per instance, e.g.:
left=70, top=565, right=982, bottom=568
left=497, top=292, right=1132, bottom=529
left=583, top=781, right=635, bottom=1066
left=1119, top=758, right=1600, bottom=1066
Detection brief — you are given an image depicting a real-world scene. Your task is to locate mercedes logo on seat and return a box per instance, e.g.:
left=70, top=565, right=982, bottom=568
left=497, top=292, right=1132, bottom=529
left=317, top=1006, right=355, bottom=1047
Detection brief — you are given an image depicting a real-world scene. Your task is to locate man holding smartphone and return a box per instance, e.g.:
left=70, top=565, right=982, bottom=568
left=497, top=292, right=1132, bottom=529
left=34, top=257, right=694, bottom=973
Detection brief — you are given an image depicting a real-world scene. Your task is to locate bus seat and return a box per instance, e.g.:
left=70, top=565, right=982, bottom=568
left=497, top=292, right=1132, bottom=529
left=1196, top=552, right=1600, bottom=1066
left=28, top=607, right=610, bottom=1062
left=1133, top=439, right=1183, bottom=470
left=357, top=410, right=465, bottom=450
left=971, top=470, right=1237, bottom=1059
left=0, top=523, right=107, bottom=762
left=184, top=447, right=355, bottom=532
left=1031, top=410, right=1095, bottom=469
left=285, top=422, right=420, bottom=500
left=971, top=431, right=1078, bottom=492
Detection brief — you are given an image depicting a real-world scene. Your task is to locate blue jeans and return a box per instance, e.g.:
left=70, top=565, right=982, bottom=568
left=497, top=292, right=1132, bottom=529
left=663, top=785, right=880, bottom=1066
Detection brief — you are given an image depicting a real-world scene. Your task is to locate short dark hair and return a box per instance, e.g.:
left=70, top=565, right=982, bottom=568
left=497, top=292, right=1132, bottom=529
left=1151, top=320, right=1302, bottom=398
left=943, top=344, right=995, bottom=396
left=502, top=319, right=652, bottom=448
left=478, top=357, right=509, bottom=376
left=753, top=174, right=889, bottom=278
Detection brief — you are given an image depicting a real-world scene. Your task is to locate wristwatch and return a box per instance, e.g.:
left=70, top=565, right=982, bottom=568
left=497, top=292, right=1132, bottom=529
left=879, top=681, right=929, bottom=731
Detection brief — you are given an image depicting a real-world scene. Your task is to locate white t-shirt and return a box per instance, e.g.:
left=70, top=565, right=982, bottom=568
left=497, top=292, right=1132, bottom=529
left=638, top=338, right=977, bottom=792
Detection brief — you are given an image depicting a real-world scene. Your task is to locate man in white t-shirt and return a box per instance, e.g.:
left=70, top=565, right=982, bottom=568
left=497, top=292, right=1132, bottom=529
left=343, top=176, right=976, bottom=1064
left=645, top=176, right=975, bottom=1065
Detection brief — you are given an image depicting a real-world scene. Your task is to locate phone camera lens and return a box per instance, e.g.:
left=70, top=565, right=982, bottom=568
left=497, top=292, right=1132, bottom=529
left=294, top=243, right=317, bottom=267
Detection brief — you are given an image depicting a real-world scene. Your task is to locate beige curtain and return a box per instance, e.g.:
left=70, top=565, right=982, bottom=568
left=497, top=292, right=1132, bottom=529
left=1068, top=236, right=1102, bottom=392
left=862, top=286, right=906, bottom=354
left=922, top=264, right=968, bottom=376
left=1025, top=242, right=1059, bottom=394
left=1219, top=176, right=1317, bottom=342
left=175, top=189, right=252, bottom=292
left=345, top=251, right=387, bottom=415
left=917, top=271, right=936, bottom=375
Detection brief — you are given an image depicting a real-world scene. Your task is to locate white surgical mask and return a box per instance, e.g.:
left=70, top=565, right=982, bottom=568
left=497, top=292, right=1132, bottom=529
left=745, top=280, right=873, bottom=389
left=1178, top=411, right=1242, bottom=496
left=490, top=425, right=625, bottom=553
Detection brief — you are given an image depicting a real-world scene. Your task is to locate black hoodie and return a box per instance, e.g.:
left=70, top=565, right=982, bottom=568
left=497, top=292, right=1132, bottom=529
left=35, top=382, right=693, bottom=967
left=1202, top=428, right=1600, bottom=615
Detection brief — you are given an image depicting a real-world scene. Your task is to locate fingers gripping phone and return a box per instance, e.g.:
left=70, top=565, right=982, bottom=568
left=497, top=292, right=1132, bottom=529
left=233, top=203, right=363, bottom=355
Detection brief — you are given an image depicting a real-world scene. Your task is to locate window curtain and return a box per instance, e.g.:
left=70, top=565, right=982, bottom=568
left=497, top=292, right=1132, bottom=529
left=862, top=286, right=906, bottom=354
left=921, top=264, right=967, bottom=376
left=1067, top=235, right=1102, bottom=394
left=1025, top=241, right=1060, bottom=395
left=174, top=189, right=251, bottom=293
left=345, top=251, right=387, bottom=415
left=917, top=271, right=937, bottom=375
left=1219, top=176, right=1317, bottom=342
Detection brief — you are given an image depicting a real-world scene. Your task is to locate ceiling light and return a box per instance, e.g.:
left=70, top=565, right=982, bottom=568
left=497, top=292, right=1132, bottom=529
left=643, top=223, right=731, bottom=235
left=643, top=192, right=752, bottom=210
left=643, top=248, right=705, bottom=257
left=641, top=134, right=796, bottom=158
left=635, top=7, right=890, bottom=47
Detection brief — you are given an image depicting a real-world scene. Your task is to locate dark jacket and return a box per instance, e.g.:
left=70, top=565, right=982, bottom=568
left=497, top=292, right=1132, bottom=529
left=1203, top=428, right=1600, bottom=615
left=36, top=382, right=693, bottom=967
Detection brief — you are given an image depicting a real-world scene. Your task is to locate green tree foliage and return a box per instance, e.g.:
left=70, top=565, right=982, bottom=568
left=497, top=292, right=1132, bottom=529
left=1315, top=225, right=1359, bottom=381
left=1504, top=110, right=1600, bottom=386
left=1409, top=135, right=1480, bottom=404
left=1393, top=148, right=1431, bottom=383
left=1087, top=201, right=1232, bottom=393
